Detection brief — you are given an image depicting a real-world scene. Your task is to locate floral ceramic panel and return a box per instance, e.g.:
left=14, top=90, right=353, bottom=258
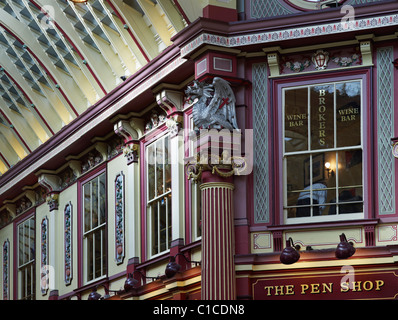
left=115, top=172, right=125, bottom=264
left=64, top=202, right=72, bottom=285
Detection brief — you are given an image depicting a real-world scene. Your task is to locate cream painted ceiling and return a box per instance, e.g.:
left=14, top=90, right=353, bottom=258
left=0, top=0, right=211, bottom=175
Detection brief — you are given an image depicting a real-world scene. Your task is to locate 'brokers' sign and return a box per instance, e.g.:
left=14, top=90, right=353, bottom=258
left=252, top=267, right=398, bottom=300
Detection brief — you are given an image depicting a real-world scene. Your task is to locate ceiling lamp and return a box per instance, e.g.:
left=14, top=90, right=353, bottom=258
left=69, top=0, right=88, bottom=3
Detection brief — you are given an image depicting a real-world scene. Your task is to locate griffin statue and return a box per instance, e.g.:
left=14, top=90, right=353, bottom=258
left=185, top=77, right=239, bottom=130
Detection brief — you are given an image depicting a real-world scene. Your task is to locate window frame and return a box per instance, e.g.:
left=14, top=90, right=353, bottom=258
left=77, top=164, right=108, bottom=286
left=13, top=209, right=36, bottom=300
left=143, top=130, right=172, bottom=260
left=273, top=70, right=373, bottom=226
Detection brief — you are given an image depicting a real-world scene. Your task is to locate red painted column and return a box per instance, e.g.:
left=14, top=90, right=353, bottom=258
left=200, top=170, right=236, bottom=300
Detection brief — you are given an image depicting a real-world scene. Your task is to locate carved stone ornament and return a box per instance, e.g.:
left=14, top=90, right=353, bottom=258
left=46, top=193, right=59, bottom=212
left=165, top=114, right=183, bottom=137
left=122, top=143, right=139, bottom=165
left=185, top=77, right=239, bottom=131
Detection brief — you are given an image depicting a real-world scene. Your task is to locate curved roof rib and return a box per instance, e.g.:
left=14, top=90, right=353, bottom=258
left=0, top=0, right=195, bottom=175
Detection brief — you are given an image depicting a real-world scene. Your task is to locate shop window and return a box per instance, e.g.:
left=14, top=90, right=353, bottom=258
left=146, top=135, right=172, bottom=257
left=283, top=80, right=363, bottom=223
left=82, top=172, right=107, bottom=283
left=18, top=216, right=35, bottom=300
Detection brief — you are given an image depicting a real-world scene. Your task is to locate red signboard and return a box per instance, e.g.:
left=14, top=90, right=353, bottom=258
left=252, top=267, right=398, bottom=300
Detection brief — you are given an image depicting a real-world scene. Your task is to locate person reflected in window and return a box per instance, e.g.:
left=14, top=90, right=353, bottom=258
left=296, top=182, right=327, bottom=217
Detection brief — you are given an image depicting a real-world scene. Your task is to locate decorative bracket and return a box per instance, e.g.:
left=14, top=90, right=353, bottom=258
left=267, top=52, right=280, bottom=77
left=37, top=173, right=61, bottom=212
left=156, top=89, right=184, bottom=117
left=114, top=118, right=143, bottom=165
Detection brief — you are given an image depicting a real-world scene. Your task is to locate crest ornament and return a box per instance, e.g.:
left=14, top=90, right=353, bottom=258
left=185, top=77, right=239, bottom=131
left=312, top=50, right=329, bottom=70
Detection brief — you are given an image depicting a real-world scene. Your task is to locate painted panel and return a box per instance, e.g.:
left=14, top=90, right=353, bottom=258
left=253, top=63, right=270, bottom=224
left=377, top=47, right=395, bottom=215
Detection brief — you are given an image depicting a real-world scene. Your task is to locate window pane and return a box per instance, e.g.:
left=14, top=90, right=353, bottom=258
left=19, top=224, right=23, bottom=266
left=159, top=198, right=167, bottom=252
left=29, top=219, right=35, bottom=261
left=86, top=233, right=93, bottom=282
left=84, top=183, right=91, bottom=232
left=102, top=228, right=107, bottom=276
left=156, top=140, right=164, bottom=197
left=310, top=84, right=335, bottom=150
left=99, top=173, right=106, bottom=225
left=94, top=229, right=102, bottom=278
left=337, top=150, right=363, bottom=214
left=167, top=196, right=172, bottom=249
left=24, top=222, right=29, bottom=263
left=151, top=203, right=158, bottom=256
left=164, top=136, right=171, bottom=192
left=336, top=81, right=361, bottom=148
left=147, top=144, right=155, bottom=201
left=284, top=88, right=308, bottom=153
left=91, top=179, right=98, bottom=229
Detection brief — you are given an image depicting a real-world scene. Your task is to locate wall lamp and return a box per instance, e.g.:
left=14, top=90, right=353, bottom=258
left=335, top=233, right=356, bottom=259
left=88, top=284, right=121, bottom=300
left=325, top=162, right=334, bottom=178
left=280, top=238, right=301, bottom=265
left=124, top=270, right=160, bottom=292
left=165, top=253, right=201, bottom=278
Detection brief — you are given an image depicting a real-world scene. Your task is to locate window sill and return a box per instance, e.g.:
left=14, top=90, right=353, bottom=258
left=263, top=218, right=379, bottom=232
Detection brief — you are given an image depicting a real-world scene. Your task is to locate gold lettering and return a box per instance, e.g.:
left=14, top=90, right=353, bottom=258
left=322, top=283, right=333, bottom=293
left=375, top=280, right=384, bottom=291
left=352, top=281, right=362, bottom=292
left=340, top=281, right=350, bottom=292
left=275, top=286, right=284, bottom=296
left=264, top=286, right=274, bottom=296
left=363, top=281, right=373, bottom=291
left=318, top=105, right=326, bottom=113
left=311, top=283, right=320, bottom=294
left=285, top=285, right=295, bottom=295
left=319, top=89, right=326, bottom=96
left=301, top=284, right=309, bottom=295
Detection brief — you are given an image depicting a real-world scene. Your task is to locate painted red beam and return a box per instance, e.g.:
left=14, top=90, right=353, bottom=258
left=0, top=152, right=10, bottom=168
left=1, top=67, right=55, bottom=135
left=0, top=109, right=32, bottom=153
left=174, top=0, right=191, bottom=25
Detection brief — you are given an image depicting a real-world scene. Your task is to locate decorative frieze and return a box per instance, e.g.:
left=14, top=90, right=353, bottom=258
left=180, top=13, right=398, bottom=57
left=280, top=47, right=362, bottom=75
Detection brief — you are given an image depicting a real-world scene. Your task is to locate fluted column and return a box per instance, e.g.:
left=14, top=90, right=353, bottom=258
left=200, top=171, right=236, bottom=300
